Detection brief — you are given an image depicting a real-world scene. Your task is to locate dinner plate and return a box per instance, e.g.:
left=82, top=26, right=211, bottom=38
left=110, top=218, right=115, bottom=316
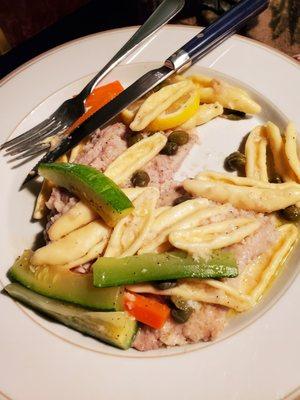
left=0, top=25, right=299, bottom=400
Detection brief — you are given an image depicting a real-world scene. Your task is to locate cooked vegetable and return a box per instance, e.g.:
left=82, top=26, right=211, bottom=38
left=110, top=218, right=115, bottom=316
left=160, top=141, right=178, bottom=156
left=131, top=170, right=150, bottom=187
left=124, top=291, right=170, bottom=329
left=85, top=80, right=123, bottom=109
left=153, top=280, right=177, bottom=290
left=171, top=296, right=191, bottom=311
left=127, top=133, right=144, bottom=147
left=9, top=250, right=123, bottom=310
left=38, top=163, right=133, bottom=227
left=93, top=251, right=238, bottom=288
left=224, top=151, right=246, bottom=172
left=65, top=81, right=123, bottom=137
left=168, top=130, right=189, bottom=146
left=173, top=194, right=193, bottom=206
left=171, top=307, right=193, bottom=324
left=280, top=205, right=300, bottom=221
left=5, top=283, right=137, bottom=350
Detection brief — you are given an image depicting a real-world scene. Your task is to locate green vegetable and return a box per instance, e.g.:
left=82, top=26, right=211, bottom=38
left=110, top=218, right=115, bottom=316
left=5, top=283, right=137, bottom=350
left=38, top=163, right=133, bottom=227
left=127, top=133, right=143, bottom=147
left=9, top=250, right=124, bottom=310
left=224, top=151, right=246, bottom=172
left=171, top=307, right=193, bottom=324
left=131, top=170, right=150, bottom=187
left=280, top=205, right=300, bottom=221
left=168, top=130, right=189, bottom=146
left=93, top=251, right=238, bottom=288
left=160, top=141, right=178, bottom=155
left=171, top=296, right=191, bottom=311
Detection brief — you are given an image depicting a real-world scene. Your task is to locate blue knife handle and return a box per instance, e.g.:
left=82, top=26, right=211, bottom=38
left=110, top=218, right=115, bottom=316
left=165, top=0, right=269, bottom=70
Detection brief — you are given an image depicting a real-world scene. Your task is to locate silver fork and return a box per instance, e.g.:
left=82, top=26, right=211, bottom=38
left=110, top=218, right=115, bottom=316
left=0, top=0, right=184, bottom=161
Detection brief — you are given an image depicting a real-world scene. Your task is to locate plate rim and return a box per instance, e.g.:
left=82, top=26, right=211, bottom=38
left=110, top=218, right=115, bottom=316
left=1, top=24, right=299, bottom=90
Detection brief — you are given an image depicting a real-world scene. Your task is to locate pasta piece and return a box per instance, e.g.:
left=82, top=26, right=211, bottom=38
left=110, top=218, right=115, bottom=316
left=68, top=137, right=89, bottom=163
left=48, top=201, right=98, bottom=241
left=105, top=132, right=167, bottom=185
left=250, top=224, right=298, bottom=302
left=60, top=240, right=109, bottom=269
left=265, top=121, right=295, bottom=182
left=154, top=206, right=172, bottom=218
left=32, top=220, right=111, bottom=266
left=130, top=80, right=194, bottom=131
left=195, top=170, right=298, bottom=189
left=245, top=126, right=268, bottom=181
left=284, top=122, right=300, bottom=181
left=139, top=203, right=231, bottom=254
left=32, top=155, right=68, bottom=220
left=184, top=176, right=300, bottom=213
left=190, top=77, right=261, bottom=114
left=138, top=198, right=210, bottom=253
left=169, top=218, right=261, bottom=255
left=104, top=187, right=159, bottom=257
left=48, top=187, right=146, bottom=242
left=179, top=102, right=223, bottom=130
left=127, top=279, right=253, bottom=312
left=33, top=180, right=53, bottom=220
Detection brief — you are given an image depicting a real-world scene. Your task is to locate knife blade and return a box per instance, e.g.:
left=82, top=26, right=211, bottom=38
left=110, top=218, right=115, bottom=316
left=22, top=65, right=175, bottom=186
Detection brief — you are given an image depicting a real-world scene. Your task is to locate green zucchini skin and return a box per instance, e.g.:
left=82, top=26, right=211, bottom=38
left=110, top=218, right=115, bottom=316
left=93, top=251, right=238, bottom=288
left=5, top=284, right=137, bottom=350
left=9, top=250, right=124, bottom=311
left=38, top=163, right=133, bottom=227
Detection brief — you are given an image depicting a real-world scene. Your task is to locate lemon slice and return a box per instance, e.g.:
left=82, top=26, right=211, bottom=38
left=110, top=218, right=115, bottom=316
left=147, top=89, right=200, bottom=131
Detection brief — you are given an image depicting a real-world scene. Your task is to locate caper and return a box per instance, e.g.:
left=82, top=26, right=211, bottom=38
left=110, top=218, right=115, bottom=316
left=224, top=151, right=246, bottom=172
left=173, top=194, right=192, bottom=206
left=168, top=130, right=189, bottom=146
left=222, top=108, right=247, bottom=120
left=131, top=170, right=150, bottom=187
left=160, top=141, right=178, bottom=156
left=153, top=280, right=177, bottom=290
left=171, top=296, right=191, bottom=311
left=280, top=205, right=300, bottom=221
left=171, top=307, right=193, bottom=324
left=271, top=174, right=283, bottom=184
left=127, top=133, right=143, bottom=147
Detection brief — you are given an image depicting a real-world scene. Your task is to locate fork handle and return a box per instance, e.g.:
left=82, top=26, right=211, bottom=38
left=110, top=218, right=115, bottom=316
left=78, top=0, right=184, bottom=100
left=165, top=0, right=269, bottom=71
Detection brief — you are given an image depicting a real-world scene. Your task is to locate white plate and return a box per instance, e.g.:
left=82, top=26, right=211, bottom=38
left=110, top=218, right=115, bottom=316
left=0, top=26, right=299, bottom=400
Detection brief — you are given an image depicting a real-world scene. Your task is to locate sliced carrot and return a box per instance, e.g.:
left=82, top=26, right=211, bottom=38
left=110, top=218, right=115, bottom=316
left=85, top=80, right=123, bottom=109
left=64, top=80, right=124, bottom=136
left=124, top=291, right=170, bottom=329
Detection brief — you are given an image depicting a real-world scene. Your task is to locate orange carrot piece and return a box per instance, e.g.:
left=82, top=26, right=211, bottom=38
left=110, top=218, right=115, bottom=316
left=124, top=292, right=170, bottom=329
left=85, top=80, right=123, bottom=109
left=64, top=81, right=124, bottom=136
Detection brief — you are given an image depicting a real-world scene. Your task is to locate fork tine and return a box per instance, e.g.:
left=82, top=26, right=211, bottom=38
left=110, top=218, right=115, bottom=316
left=8, top=143, right=50, bottom=162
left=5, top=121, right=67, bottom=155
left=0, top=117, right=56, bottom=151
